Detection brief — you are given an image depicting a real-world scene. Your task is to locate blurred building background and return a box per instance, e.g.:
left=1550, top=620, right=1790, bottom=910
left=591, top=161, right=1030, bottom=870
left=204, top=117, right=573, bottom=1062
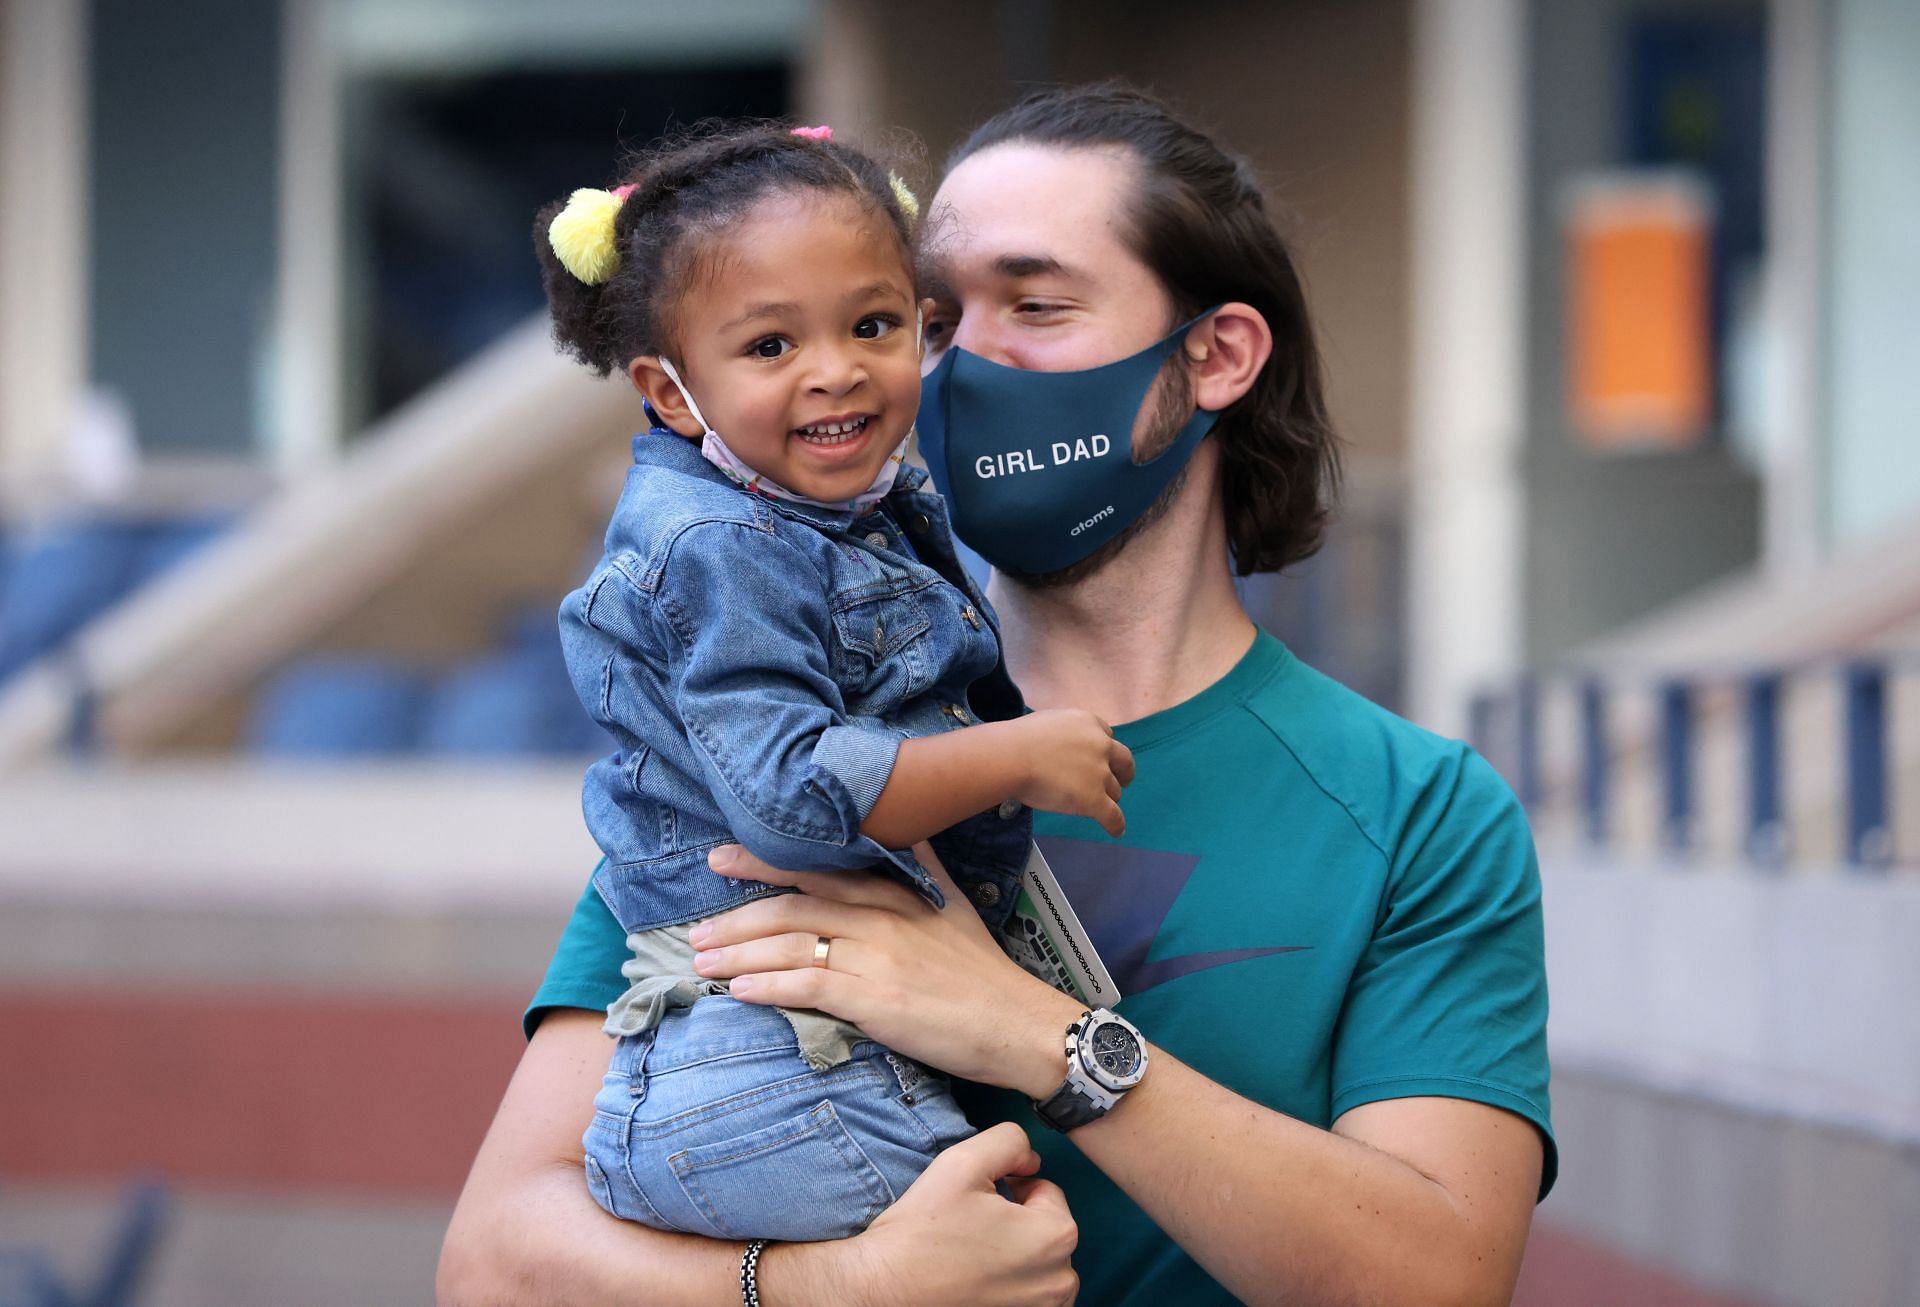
left=0, top=0, right=1914, bottom=1303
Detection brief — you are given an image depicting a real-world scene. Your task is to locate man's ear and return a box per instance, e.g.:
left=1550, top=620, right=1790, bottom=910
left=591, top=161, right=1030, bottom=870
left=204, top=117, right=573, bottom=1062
left=1184, top=302, right=1273, bottom=412
left=628, top=356, right=705, bottom=438
left=916, top=297, right=936, bottom=362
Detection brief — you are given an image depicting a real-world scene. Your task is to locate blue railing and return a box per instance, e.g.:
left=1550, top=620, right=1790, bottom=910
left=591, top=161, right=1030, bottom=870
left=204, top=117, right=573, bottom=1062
left=0, top=1182, right=167, bottom=1307
left=1472, top=655, right=1914, bottom=869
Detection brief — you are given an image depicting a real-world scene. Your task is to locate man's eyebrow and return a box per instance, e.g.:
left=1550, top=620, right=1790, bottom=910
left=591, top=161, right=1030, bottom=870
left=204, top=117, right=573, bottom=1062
left=721, top=301, right=799, bottom=330
left=993, top=253, right=1076, bottom=280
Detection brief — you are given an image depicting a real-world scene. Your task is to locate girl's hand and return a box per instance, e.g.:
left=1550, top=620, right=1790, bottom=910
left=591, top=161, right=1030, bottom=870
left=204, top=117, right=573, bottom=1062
left=1009, top=708, right=1136, bottom=836
left=693, top=842, right=1087, bottom=1100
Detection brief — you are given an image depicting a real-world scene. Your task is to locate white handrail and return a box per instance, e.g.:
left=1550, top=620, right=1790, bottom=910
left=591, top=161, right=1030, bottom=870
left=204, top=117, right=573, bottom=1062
left=0, top=316, right=633, bottom=769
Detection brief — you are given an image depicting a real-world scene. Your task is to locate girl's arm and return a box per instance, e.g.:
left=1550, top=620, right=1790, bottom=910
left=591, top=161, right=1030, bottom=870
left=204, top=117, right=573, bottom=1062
left=860, top=709, right=1135, bottom=846
left=609, top=522, right=1134, bottom=870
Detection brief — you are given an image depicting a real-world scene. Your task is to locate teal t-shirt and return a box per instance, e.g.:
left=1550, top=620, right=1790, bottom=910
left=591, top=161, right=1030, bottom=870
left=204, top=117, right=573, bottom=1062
left=527, top=631, right=1555, bottom=1303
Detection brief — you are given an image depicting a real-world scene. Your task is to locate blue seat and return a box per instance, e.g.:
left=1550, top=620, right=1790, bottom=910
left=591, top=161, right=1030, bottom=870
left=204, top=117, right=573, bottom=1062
left=419, top=652, right=589, bottom=757
left=0, top=521, right=144, bottom=681
left=509, top=603, right=607, bottom=754
left=249, top=659, right=430, bottom=756
left=504, top=603, right=563, bottom=660
left=133, top=515, right=233, bottom=584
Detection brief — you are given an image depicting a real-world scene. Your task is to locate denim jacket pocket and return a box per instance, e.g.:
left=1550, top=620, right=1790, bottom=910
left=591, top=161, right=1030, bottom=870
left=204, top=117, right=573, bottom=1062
left=829, top=587, right=932, bottom=709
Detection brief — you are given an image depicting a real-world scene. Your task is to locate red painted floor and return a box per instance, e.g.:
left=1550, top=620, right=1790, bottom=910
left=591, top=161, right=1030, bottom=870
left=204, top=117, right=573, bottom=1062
left=1515, top=1226, right=1765, bottom=1307
left=0, top=988, right=525, bottom=1196
left=1, top=989, right=1769, bottom=1305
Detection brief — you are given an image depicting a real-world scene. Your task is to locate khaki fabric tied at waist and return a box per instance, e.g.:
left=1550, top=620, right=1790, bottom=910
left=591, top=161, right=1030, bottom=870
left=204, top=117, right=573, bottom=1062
left=605, top=923, right=870, bottom=1071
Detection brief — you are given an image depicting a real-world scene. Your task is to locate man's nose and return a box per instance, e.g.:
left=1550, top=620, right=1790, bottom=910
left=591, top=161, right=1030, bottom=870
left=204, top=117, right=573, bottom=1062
left=950, top=314, right=1018, bottom=368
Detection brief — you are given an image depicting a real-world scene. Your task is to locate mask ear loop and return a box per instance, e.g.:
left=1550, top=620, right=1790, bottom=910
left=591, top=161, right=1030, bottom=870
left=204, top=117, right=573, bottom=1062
left=654, top=356, right=715, bottom=437
left=904, top=308, right=926, bottom=453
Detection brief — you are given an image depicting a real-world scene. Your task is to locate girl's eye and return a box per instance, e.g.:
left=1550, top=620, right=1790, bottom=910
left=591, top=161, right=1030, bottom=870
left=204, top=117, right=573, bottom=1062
left=853, top=315, right=899, bottom=340
left=749, top=336, right=792, bottom=359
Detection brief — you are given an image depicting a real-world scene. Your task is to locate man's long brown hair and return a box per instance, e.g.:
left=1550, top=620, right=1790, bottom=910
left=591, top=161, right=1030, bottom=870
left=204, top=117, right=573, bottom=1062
left=948, top=83, right=1341, bottom=577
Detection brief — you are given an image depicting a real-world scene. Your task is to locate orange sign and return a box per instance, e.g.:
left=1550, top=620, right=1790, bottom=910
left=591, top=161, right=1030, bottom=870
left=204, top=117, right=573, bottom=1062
left=1566, top=174, right=1713, bottom=449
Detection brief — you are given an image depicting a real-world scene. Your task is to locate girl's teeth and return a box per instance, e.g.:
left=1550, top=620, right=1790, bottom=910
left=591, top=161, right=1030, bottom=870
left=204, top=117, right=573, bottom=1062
left=798, top=418, right=868, bottom=443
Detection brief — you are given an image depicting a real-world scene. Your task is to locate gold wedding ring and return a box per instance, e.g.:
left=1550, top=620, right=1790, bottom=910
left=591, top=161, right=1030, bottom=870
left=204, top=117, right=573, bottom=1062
left=813, top=935, right=833, bottom=969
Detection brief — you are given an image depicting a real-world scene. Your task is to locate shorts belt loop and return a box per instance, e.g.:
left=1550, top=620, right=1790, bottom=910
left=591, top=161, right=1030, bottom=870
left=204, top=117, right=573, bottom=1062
left=628, top=1028, right=656, bottom=1100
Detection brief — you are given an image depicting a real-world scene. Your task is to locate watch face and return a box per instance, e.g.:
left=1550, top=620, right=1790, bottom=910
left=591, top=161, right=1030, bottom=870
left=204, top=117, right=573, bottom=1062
left=1087, top=1020, right=1141, bottom=1080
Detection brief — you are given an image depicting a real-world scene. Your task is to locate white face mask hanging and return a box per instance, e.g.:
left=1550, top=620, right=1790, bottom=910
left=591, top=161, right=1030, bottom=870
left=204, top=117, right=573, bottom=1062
left=656, top=354, right=910, bottom=514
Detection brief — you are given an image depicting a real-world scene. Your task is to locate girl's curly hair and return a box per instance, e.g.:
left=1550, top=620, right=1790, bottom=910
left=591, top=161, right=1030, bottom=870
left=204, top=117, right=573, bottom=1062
left=535, top=122, right=917, bottom=376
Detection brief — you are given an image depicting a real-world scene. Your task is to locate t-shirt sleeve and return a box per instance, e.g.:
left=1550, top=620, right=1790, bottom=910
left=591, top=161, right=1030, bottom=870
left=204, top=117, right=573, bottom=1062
left=523, top=866, right=630, bottom=1040
left=1328, top=748, right=1558, bottom=1199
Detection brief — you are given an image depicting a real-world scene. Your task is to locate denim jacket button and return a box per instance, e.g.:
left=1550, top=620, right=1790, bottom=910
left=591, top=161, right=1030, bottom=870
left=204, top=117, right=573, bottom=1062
left=996, top=799, right=1022, bottom=820
left=864, top=530, right=890, bottom=549
left=971, top=882, right=1002, bottom=909
left=910, top=512, right=933, bottom=535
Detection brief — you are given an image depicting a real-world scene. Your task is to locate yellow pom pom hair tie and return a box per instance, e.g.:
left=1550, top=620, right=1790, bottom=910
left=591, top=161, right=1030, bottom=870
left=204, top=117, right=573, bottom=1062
left=548, top=183, right=635, bottom=286
left=888, top=173, right=920, bottom=224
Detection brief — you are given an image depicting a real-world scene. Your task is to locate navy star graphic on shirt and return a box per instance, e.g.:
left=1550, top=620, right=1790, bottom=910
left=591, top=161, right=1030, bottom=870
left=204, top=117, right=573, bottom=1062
left=1034, top=836, right=1308, bottom=995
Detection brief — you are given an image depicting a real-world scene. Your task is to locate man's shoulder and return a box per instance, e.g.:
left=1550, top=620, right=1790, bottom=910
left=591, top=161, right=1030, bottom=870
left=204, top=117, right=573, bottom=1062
left=1236, top=648, right=1520, bottom=859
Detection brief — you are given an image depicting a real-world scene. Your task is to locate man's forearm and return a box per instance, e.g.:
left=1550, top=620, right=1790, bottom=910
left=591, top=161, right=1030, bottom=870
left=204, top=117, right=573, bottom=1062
left=1059, top=1051, right=1536, bottom=1306
left=437, top=1012, right=856, bottom=1307
left=440, top=1158, right=730, bottom=1306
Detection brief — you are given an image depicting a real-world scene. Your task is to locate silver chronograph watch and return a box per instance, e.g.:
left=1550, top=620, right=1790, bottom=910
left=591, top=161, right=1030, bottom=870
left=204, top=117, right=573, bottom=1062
left=1032, top=1008, right=1148, bottom=1132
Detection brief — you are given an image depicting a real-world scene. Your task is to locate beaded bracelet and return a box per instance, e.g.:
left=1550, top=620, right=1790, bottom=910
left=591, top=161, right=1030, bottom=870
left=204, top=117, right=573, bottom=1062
left=740, top=1239, right=768, bottom=1307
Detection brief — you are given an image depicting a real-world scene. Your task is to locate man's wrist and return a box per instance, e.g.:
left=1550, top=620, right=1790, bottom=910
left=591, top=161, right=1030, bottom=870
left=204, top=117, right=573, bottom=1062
left=757, top=1236, right=872, bottom=1307
left=1007, top=986, right=1083, bottom=1100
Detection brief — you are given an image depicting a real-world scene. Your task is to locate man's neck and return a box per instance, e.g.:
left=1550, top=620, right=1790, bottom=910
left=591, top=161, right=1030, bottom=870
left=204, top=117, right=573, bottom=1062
left=989, top=446, right=1258, bottom=726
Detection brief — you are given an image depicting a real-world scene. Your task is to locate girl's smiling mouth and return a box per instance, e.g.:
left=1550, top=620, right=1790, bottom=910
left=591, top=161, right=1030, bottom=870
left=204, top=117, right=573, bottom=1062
left=793, top=414, right=876, bottom=446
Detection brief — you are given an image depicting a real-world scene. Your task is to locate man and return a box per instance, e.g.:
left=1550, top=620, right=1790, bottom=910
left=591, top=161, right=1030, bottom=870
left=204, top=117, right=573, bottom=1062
left=440, top=83, right=1553, bottom=1306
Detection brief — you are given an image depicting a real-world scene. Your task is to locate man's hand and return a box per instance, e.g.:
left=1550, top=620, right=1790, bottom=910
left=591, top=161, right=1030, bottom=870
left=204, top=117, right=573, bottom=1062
left=1008, top=708, right=1136, bottom=836
left=771, top=1122, right=1079, bottom=1307
left=695, top=842, right=1085, bottom=1099
left=438, top=1012, right=1082, bottom=1307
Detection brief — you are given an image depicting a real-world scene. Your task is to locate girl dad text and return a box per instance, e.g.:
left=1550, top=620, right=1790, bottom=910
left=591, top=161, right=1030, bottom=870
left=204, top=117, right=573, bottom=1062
left=973, top=435, right=1112, bottom=479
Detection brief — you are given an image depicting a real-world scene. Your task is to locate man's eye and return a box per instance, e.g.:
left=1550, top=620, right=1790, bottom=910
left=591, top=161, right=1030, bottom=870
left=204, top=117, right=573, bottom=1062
left=1015, top=301, right=1064, bottom=317
left=749, top=337, right=792, bottom=359
left=853, top=315, right=899, bottom=340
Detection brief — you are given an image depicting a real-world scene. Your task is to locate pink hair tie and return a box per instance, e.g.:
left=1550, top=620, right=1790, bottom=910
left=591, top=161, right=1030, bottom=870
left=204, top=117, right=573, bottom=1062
left=611, top=184, right=635, bottom=200
left=789, top=125, right=833, bottom=141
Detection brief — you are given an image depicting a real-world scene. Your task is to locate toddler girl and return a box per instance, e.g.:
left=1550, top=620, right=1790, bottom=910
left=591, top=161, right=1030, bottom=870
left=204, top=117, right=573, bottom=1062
left=535, top=123, right=1132, bottom=1245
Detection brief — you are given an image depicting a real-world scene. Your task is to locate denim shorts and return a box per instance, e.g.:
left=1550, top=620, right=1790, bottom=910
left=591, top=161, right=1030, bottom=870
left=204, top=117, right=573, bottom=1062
left=583, top=996, right=976, bottom=1242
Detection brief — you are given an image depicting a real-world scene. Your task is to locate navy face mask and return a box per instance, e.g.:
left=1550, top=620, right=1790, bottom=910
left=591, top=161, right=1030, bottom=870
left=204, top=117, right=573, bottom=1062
left=916, top=311, right=1222, bottom=576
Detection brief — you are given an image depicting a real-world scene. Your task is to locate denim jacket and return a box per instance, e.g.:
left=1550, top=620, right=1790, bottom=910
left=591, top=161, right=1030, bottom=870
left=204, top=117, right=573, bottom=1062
left=560, top=431, right=1030, bottom=933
